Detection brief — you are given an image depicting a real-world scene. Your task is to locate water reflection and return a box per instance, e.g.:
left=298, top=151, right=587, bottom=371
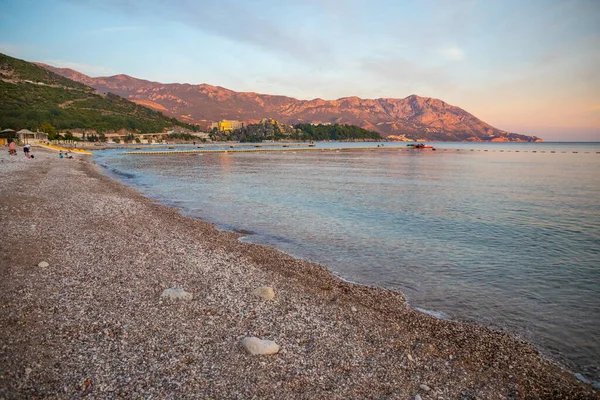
left=95, top=143, right=600, bottom=384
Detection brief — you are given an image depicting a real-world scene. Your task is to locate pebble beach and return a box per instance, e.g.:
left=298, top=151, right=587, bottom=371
left=1, top=147, right=598, bottom=399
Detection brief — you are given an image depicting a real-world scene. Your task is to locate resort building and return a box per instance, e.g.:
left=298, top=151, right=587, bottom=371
left=210, top=120, right=244, bottom=132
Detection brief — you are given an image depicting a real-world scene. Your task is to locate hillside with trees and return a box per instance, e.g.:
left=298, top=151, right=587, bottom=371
left=293, top=123, right=382, bottom=141
left=213, top=119, right=382, bottom=142
left=0, top=53, right=197, bottom=134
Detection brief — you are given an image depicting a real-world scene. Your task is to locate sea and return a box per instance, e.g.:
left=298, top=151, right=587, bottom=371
left=94, top=141, right=600, bottom=386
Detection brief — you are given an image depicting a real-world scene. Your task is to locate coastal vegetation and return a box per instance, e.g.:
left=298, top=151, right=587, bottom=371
left=0, top=53, right=198, bottom=134
left=211, top=118, right=382, bottom=142
left=293, top=123, right=382, bottom=141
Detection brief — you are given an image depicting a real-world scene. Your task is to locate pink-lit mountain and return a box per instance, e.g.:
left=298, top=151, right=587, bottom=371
left=37, top=63, right=539, bottom=141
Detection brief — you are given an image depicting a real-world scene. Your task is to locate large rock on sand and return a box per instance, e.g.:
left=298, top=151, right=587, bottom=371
left=160, top=288, right=193, bottom=301
left=252, top=286, right=275, bottom=300
left=241, top=337, right=280, bottom=355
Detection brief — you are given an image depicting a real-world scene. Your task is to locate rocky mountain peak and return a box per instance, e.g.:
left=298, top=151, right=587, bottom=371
left=38, top=63, right=540, bottom=142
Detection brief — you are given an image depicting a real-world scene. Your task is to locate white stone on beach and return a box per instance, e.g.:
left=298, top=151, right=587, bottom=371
left=252, top=286, right=275, bottom=300
left=241, top=337, right=280, bottom=355
left=160, top=288, right=193, bottom=301
left=38, top=261, right=49, bottom=268
left=351, top=306, right=358, bottom=312
left=414, top=394, right=422, bottom=400
left=407, top=353, right=414, bottom=362
left=420, top=384, right=431, bottom=391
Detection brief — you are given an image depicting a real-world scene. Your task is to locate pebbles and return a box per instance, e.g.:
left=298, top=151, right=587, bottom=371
left=241, top=337, right=280, bottom=355
left=38, top=261, right=49, bottom=268
left=160, top=287, right=193, bottom=301
left=251, top=285, right=275, bottom=300
left=0, top=147, right=597, bottom=399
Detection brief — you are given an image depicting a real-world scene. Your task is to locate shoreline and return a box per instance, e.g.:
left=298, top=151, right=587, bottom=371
left=1, top=148, right=598, bottom=399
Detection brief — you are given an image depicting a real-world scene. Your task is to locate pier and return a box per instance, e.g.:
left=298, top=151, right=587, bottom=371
left=124, top=146, right=398, bottom=155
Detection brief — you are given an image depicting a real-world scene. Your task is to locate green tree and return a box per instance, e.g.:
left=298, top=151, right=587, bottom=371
left=39, top=122, right=56, bottom=140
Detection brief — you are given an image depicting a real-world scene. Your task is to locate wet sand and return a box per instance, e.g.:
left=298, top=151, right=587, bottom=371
left=0, top=147, right=598, bottom=399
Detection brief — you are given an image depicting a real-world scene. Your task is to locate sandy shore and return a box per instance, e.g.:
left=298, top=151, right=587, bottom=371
left=0, top=147, right=598, bottom=399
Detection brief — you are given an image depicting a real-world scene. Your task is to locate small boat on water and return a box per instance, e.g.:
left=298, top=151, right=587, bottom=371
left=411, top=143, right=434, bottom=149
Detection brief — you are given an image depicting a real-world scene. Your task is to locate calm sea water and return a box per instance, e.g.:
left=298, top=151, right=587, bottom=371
left=95, top=142, right=600, bottom=385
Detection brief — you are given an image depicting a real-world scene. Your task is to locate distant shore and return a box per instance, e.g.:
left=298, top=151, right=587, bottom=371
left=0, top=147, right=597, bottom=399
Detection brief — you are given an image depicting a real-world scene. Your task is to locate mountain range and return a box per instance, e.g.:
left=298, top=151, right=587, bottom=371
left=37, top=64, right=540, bottom=142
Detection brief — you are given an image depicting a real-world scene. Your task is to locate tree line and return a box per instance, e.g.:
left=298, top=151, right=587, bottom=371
left=292, top=123, right=381, bottom=141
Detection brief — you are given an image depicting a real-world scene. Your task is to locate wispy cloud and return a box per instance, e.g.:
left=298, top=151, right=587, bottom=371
left=72, top=0, right=333, bottom=63
left=42, top=59, right=116, bottom=76
left=441, top=46, right=465, bottom=61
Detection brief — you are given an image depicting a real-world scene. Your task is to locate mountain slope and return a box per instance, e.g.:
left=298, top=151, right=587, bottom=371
left=39, top=63, right=540, bottom=142
left=0, top=53, right=195, bottom=133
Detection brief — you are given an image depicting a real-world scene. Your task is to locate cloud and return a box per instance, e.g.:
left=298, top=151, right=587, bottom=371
left=42, top=59, right=116, bottom=76
left=441, top=46, right=465, bottom=61
left=71, top=0, right=333, bottom=63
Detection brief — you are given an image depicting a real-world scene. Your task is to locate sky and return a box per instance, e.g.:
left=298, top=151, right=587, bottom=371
left=0, top=0, right=599, bottom=141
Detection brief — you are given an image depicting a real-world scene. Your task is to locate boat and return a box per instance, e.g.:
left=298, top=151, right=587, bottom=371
left=412, top=143, right=434, bottom=149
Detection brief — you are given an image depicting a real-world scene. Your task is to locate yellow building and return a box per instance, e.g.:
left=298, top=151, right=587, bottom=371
left=211, top=120, right=244, bottom=132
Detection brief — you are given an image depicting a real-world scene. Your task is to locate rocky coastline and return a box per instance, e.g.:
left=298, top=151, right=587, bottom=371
left=0, top=147, right=597, bottom=399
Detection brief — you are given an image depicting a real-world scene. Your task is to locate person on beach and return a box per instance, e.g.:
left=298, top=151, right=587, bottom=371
left=23, top=143, right=31, bottom=158
left=8, top=140, right=16, bottom=156
left=59, top=151, right=63, bottom=159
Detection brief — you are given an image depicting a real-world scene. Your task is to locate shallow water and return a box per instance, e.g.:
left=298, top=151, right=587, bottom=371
left=95, top=142, right=600, bottom=385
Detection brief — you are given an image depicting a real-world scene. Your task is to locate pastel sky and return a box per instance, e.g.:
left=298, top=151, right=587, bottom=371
left=1, top=0, right=599, bottom=141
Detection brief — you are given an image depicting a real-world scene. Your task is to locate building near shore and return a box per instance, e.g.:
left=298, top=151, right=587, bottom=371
left=210, top=120, right=244, bottom=132
left=0, top=128, right=16, bottom=146
left=16, top=129, right=48, bottom=144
